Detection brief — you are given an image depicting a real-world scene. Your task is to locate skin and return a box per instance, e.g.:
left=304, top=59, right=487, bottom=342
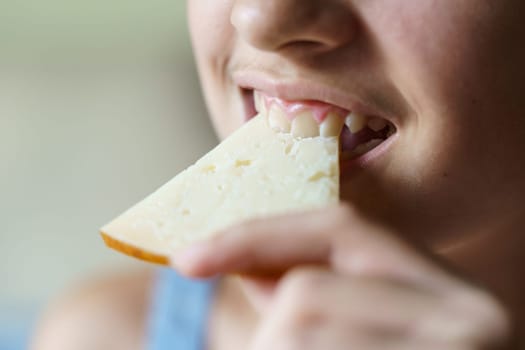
left=30, top=269, right=153, bottom=350
left=178, top=0, right=525, bottom=349
left=30, top=1, right=525, bottom=349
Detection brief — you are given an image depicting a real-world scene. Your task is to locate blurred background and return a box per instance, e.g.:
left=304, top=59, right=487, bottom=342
left=0, top=1, right=217, bottom=349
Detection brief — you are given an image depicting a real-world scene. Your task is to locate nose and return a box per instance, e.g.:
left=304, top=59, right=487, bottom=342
left=231, top=0, right=357, bottom=54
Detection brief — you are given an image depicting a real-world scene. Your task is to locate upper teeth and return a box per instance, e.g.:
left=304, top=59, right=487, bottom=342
left=254, top=91, right=265, bottom=114
left=368, top=117, right=388, bottom=132
left=291, top=112, right=320, bottom=138
left=345, top=112, right=367, bottom=133
left=268, top=105, right=291, bottom=133
left=256, top=91, right=391, bottom=139
left=320, top=113, right=344, bottom=137
left=268, top=107, right=344, bottom=138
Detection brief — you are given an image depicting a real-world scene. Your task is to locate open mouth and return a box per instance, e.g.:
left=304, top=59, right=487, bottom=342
left=241, top=88, right=397, bottom=162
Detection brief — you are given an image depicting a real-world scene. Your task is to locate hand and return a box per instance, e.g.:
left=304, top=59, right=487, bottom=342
left=171, top=204, right=515, bottom=350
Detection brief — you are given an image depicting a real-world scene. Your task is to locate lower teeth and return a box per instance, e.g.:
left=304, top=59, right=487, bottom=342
left=342, top=138, right=384, bottom=160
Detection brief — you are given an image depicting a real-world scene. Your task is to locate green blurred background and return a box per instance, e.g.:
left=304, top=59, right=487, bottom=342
left=0, top=1, right=217, bottom=348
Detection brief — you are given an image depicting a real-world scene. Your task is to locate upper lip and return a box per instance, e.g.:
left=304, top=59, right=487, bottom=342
left=232, top=70, right=399, bottom=124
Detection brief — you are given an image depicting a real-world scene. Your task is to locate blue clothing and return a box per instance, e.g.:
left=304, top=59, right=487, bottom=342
left=147, top=269, right=216, bottom=350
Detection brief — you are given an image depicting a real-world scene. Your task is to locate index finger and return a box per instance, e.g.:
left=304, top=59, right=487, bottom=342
left=170, top=204, right=457, bottom=291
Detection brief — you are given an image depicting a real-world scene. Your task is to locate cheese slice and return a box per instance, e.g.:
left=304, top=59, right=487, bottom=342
left=100, top=114, right=339, bottom=265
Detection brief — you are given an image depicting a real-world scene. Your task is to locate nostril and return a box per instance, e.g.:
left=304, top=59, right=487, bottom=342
left=278, top=40, right=327, bottom=53
left=231, top=0, right=358, bottom=54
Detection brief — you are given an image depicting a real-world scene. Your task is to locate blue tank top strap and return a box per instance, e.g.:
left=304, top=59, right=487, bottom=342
left=147, top=268, right=216, bottom=350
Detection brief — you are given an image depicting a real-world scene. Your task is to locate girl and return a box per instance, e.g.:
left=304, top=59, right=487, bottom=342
left=33, top=1, right=525, bottom=349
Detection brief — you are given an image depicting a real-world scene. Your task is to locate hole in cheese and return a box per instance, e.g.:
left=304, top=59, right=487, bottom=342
left=235, top=159, right=252, bottom=167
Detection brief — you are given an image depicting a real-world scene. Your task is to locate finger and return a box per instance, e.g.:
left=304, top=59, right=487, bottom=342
left=276, top=269, right=512, bottom=346
left=171, top=203, right=456, bottom=290
left=270, top=268, right=442, bottom=335
left=251, top=324, right=470, bottom=350
left=170, top=206, right=342, bottom=277
left=252, top=268, right=479, bottom=350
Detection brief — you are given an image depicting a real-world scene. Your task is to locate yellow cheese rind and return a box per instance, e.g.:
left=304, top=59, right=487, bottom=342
left=101, top=231, right=168, bottom=265
left=101, top=115, right=339, bottom=264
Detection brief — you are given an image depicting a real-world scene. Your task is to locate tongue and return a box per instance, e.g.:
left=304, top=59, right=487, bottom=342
left=340, top=126, right=387, bottom=152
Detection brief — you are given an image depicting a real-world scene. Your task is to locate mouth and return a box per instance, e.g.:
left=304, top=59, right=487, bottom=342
left=241, top=88, right=397, bottom=168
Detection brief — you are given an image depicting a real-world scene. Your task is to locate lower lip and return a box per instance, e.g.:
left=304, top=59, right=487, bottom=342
left=340, top=133, right=398, bottom=179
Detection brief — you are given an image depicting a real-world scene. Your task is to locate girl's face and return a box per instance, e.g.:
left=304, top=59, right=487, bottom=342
left=187, top=0, right=525, bottom=248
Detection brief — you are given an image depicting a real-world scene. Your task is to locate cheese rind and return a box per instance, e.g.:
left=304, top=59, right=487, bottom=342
left=101, top=114, right=339, bottom=264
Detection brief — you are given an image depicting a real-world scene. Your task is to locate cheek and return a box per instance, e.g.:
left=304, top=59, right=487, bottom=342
left=188, top=1, right=240, bottom=139
left=373, top=1, right=525, bottom=171
left=349, top=1, right=525, bottom=241
left=374, top=2, right=483, bottom=109
left=380, top=1, right=525, bottom=175
left=188, top=1, right=235, bottom=58
left=377, top=1, right=524, bottom=122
